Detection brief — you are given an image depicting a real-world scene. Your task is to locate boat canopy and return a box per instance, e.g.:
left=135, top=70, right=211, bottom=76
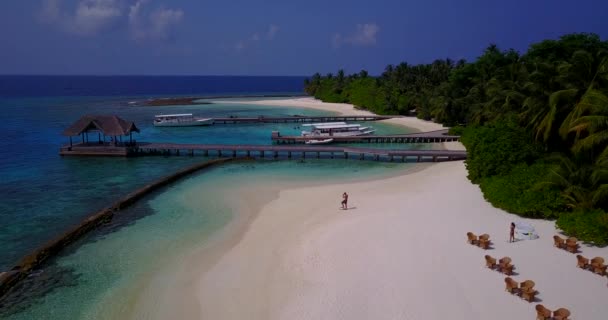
left=302, top=122, right=347, bottom=127
left=309, top=124, right=363, bottom=129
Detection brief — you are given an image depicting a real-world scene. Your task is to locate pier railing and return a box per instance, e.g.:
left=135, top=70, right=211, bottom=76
left=271, top=129, right=460, bottom=144
left=134, top=143, right=466, bottom=162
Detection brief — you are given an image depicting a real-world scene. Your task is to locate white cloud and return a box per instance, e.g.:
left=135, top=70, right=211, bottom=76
left=234, top=24, right=279, bottom=51
left=72, top=0, right=123, bottom=35
left=129, top=0, right=184, bottom=41
left=39, top=0, right=184, bottom=41
left=333, top=23, right=380, bottom=48
left=40, top=0, right=123, bottom=36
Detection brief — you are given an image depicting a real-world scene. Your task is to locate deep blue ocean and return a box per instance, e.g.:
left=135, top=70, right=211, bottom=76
left=0, top=76, right=309, bottom=269
left=0, top=76, right=416, bottom=319
left=0, top=75, right=306, bottom=97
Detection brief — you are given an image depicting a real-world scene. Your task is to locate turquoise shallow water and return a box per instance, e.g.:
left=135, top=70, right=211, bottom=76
left=3, top=160, right=414, bottom=319
left=0, top=94, right=420, bottom=319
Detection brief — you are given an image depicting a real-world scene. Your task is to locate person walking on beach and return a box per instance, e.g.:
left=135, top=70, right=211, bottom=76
left=341, top=192, right=348, bottom=210
left=509, top=222, right=515, bottom=243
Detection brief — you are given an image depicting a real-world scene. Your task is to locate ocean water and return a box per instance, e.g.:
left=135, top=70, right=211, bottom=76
left=0, top=76, right=421, bottom=319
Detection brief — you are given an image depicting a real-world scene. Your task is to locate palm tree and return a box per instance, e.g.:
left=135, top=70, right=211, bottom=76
left=541, top=154, right=603, bottom=209
left=567, top=89, right=608, bottom=153
left=335, top=69, right=346, bottom=93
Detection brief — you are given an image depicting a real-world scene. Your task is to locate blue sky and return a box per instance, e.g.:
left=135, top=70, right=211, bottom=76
left=0, top=0, right=607, bottom=76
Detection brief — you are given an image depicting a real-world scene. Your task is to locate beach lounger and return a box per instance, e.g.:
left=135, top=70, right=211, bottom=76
left=590, top=257, right=607, bottom=276
left=521, top=286, right=537, bottom=302
left=565, top=237, right=579, bottom=253
left=484, top=255, right=497, bottom=269
left=467, top=232, right=478, bottom=245
left=520, top=280, right=535, bottom=291
left=498, top=257, right=514, bottom=275
left=553, top=235, right=566, bottom=249
left=478, top=234, right=491, bottom=249
left=576, top=255, right=590, bottom=269
left=553, top=308, right=571, bottom=320
left=535, top=304, right=552, bottom=320
left=504, top=277, right=519, bottom=295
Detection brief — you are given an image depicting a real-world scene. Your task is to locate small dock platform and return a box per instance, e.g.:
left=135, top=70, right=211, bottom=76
left=271, top=129, right=460, bottom=144
left=211, top=115, right=394, bottom=124
left=60, top=143, right=136, bottom=156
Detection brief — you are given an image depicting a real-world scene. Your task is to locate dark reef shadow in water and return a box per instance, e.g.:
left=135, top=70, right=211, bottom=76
left=0, top=264, right=79, bottom=317
left=0, top=200, right=159, bottom=316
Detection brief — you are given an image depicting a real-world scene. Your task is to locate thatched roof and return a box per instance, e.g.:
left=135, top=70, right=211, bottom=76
left=63, top=115, right=140, bottom=136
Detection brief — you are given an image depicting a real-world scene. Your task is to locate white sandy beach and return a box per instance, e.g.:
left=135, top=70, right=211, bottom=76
left=214, top=97, right=450, bottom=133
left=139, top=98, right=607, bottom=319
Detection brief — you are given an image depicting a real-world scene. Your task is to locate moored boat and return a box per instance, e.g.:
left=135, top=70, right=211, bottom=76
left=153, top=114, right=214, bottom=127
left=301, top=122, right=374, bottom=137
left=304, top=138, right=334, bottom=145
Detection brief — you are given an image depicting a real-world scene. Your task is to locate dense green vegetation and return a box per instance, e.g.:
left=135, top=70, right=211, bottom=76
left=305, top=33, right=608, bottom=245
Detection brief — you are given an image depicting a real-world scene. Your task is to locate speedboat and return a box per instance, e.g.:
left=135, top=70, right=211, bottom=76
left=153, top=114, right=214, bottom=127
left=305, top=138, right=334, bottom=145
left=301, top=122, right=374, bottom=137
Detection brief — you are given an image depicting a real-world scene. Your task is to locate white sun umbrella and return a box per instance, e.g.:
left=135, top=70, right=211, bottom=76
left=514, top=221, right=539, bottom=240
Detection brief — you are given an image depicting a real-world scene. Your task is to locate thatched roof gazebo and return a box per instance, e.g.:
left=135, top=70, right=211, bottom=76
left=63, top=115, right=140, bottom=147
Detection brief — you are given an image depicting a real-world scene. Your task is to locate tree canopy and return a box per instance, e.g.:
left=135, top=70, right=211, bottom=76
left=305, top=33, right=608, bottom=244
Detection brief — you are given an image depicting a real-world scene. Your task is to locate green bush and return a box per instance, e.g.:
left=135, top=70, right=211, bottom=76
left=461, top=122, right=542, bottom=183
left=556, top=209, right=608, bottom=246
left=448, top=125, right=465, bottom=136
left=479, top=163, right=566, bottom=218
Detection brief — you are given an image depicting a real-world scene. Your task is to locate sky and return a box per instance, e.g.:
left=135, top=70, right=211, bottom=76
left=0, top=0, right=607, bottom=76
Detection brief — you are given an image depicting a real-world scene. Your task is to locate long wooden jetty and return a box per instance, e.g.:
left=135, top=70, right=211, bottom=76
left=271, top=129, right=460, bottom=144
left=210, top=115, right=394, bottom=124
left=134, top=143, right=466, bottom=162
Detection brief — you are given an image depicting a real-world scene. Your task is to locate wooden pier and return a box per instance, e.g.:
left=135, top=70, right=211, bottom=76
left=133, top=143, right=466, bottom=162
left=271, top=129, right=460, bottom=144
left=210, top=115, right=394, bottom=124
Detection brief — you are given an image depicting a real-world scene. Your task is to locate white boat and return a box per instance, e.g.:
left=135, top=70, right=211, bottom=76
left=301, top=122, right=375, bottom=137
left=153, top=114, right=214, bottom=127
left=305, top=138, right=334, bottom=145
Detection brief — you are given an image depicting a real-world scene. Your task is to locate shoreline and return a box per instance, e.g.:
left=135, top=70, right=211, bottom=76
left=124, top=161, right=428, bottom=320
left=213, top=97, right=449, bottom=132
left=179, top=98, right=605, bottom=319
left=214, top=97, right=465, bottom=151
left=138, top=94, right=309, bottom=106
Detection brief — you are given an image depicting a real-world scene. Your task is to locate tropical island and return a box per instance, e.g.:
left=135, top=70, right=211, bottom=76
left=1, top=34, right=608, bottom=320
left=305, top=33, right=608, bottom=245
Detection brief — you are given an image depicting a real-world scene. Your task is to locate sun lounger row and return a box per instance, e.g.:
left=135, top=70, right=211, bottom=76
left=504, top=277, right=538, bottom=302
left=553, top=235, right=579, bottom=253
left=535, top=304, right=571, bottom=320
left=485, top=255, right=514, bottom=275
left=467, top=232, right=491, bottom=249
left=576, top=255, right=608, bottom=276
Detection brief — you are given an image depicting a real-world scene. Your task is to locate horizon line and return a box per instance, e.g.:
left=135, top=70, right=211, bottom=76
left=0, top=74, right=313, bottom=78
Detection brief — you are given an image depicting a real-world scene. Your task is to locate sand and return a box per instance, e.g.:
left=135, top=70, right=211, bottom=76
left=214, top=97, right=448, bottom=133
left=144, top=98, right=607, bottom=319
left=196, top=161, right=608, bottom=319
